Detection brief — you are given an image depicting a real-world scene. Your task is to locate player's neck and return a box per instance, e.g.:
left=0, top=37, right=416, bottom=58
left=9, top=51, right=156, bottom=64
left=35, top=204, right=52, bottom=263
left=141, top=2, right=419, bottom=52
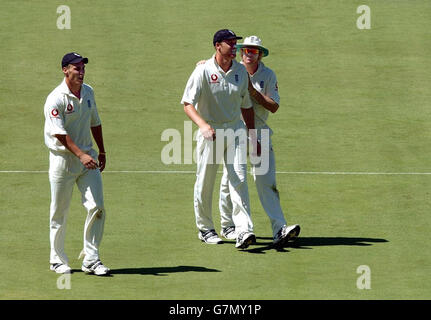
left=245, top=62, right=259, bottom=75
left=65, top=78, right=82, bottom=99
left=215, top=54, right=233, bottom=73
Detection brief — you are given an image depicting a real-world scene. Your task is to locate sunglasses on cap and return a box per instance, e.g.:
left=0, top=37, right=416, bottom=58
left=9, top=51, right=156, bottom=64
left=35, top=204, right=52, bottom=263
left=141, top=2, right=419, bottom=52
left=242, top=48, right=260, bottom=55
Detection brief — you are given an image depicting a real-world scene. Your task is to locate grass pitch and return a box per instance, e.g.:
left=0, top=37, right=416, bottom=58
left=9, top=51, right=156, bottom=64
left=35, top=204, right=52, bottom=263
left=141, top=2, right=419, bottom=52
left=1, top=0, right=431, bottom=300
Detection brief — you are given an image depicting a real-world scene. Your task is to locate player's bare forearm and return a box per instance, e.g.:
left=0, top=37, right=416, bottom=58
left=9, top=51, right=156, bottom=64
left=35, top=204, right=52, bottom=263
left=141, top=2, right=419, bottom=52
left=91, top=125, right=106, bottom=172
left=184, top=103, right=206, bottom=128
left=241, top=107, right=261, bottom=156
left=184, top=103, right=215, bottom=140
left=55, top=134, right=98, bottom=169
left=241, top=107, right=256, bottom=131
left=91, top=125, right=106, bottom=154
left=249, top=88, right=279, bottom=113
left=55, top=134, right=85, bottom=158
left=247, top=77, right=278, bottom=113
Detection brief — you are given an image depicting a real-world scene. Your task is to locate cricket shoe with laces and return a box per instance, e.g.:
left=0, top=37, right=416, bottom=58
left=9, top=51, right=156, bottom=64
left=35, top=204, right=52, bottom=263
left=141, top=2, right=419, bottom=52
left=273, top=224, right=301, bottom=247
left=235, top=231, right=256, bottom=249
left=198, top=230, right=223, bottom=244
left=50, top=263, right=72, bottom=274
left=82, top=260, right=110, bottom=276
left=220, top=226, right=237, bottom=240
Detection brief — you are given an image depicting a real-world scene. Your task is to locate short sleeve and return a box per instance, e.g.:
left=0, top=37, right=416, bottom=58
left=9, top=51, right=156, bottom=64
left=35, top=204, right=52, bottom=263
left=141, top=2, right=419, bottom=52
left=266, top=71, right=280, bottom=105
left=181, top=65, right=204, bottom=107
left=44, top=94, right=67, bottom=136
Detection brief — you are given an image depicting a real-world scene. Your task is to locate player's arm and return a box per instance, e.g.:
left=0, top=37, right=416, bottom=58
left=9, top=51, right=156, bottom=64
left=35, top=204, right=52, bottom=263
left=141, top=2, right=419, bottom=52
left=91, top=125, right=106, bottom=172
left=183, top=103, right=215, bottom=140
left=54, top=134, right=98, bottom=170
left=248, top=77, right=279, bottom=113
left=241, top=107, right=261, bottom=156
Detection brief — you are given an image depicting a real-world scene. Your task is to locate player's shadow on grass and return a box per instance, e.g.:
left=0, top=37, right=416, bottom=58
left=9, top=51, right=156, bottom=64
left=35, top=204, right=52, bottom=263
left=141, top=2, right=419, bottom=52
left=243, top=236, right=388, bottom=254
left=109, top=265, right=221, bottom=276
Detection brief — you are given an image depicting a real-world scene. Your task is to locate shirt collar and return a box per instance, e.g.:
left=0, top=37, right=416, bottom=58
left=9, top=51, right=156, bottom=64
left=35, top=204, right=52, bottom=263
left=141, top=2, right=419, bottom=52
left=58, top=78, right=85, bottom=98
left=212, top=54, right=238, bottom=74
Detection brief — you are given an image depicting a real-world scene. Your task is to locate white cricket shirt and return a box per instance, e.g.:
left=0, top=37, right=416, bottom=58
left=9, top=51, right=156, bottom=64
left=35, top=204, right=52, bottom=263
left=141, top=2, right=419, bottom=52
left=44, top=78, right=101, bottom=153
left=181, top=54, right=252, bottom=124
left=246, top=61, right=280, bottom=128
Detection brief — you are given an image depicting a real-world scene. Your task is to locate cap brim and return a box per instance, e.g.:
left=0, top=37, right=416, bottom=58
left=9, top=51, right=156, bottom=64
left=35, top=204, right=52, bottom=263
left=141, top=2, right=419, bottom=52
left=216, top=36, right=242, bottom=43
left=69, top=57, right=89, bottom=65
left=237, top=44, right=269, bottom=57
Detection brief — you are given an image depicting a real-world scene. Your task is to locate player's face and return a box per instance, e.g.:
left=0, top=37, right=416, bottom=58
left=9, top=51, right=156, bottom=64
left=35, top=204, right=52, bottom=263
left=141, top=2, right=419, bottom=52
left=218, top=38, right=237, bottom=59
left=63, top=62, right=85, bottom=87
left=242, top=47, right=261, bottom=64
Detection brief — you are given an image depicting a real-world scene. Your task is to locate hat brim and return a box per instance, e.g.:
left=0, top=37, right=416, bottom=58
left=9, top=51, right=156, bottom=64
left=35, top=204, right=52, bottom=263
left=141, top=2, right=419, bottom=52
left=237, top=44, right=269, bottom=57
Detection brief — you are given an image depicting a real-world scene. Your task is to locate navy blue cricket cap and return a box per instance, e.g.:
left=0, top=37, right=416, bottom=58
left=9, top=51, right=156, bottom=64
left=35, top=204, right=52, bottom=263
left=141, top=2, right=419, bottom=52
left=213, top=29, right=242, bottom=46
left=61, top=52, right=88, bottom=68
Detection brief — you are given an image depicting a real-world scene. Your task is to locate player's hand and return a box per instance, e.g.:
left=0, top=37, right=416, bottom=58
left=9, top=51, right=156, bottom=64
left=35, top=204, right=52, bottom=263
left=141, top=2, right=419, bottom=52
left=200, top=124, right=216, bottom=141
left=98, top=153, right=106, bottom=172
left=250, top=138, right=261, bottom=157
left=79, top=153, right=98, bottom=170
left=248, top=76, right=259, bottom=100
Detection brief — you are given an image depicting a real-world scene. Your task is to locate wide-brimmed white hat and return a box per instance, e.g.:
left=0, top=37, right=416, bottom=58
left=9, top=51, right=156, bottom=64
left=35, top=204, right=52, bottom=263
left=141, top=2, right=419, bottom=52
left=237, top=36, right=269, bottom=57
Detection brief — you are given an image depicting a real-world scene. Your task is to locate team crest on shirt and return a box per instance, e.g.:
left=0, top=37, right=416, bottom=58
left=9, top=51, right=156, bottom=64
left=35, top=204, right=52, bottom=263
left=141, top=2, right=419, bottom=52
left=87, top=100, right=91, bottom=108
left=259, top=81, right=264, bottom=89
left=210, top=74, right=219, bottom=84
left=65, top=103, right=74, bottom=114
left=235, top=74, right=239, bottom=83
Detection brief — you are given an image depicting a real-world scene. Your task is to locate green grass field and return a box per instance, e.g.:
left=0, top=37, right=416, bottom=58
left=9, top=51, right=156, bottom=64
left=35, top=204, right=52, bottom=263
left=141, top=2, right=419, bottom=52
left=1, top=0, right=431, bottom=301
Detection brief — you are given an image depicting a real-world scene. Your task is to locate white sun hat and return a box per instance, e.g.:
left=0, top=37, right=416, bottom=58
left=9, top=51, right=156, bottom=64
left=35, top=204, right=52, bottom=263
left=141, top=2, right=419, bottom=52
left=236, top=35, right=269, bottom=57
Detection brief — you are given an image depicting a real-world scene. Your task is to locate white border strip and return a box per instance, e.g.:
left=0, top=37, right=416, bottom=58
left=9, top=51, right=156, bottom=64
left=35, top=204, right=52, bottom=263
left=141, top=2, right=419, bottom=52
left=1, top=170, right=431, bottom=175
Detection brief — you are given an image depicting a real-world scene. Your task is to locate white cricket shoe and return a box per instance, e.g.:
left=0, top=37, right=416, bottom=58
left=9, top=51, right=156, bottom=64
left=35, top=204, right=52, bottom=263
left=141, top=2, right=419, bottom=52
left=235, top=231, right=256, bottom=249
left=198, top=230, right=223, bottom=244
left=82, top=260, right=110, bottom=276
left=50, top=263, right=72, bottom=274
left=274, top=224, right=301, bottom=247
left=220, top=226, right=237, bottom=240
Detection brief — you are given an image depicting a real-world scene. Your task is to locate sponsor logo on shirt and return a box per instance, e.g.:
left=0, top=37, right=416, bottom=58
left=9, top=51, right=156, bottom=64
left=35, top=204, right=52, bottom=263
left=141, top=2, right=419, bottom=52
left=210, top=74, right=219, bottom=84
left=87, top=100, right=91, bottom=108
left=259, top=81, right=264, bottom=89
left=51, top=108, right=59, bottom=118
left=65, top=103, right=74, bottom=114
left=235, top=74, right=239, bottom=83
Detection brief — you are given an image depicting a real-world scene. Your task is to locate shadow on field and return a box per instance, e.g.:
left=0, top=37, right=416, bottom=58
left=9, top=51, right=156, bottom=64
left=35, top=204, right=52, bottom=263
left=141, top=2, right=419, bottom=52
left=292, top=237, right=389, bottom=248
left=243, top=236, right=388, bottom=254
left=109, top=265, right=221, bottom=276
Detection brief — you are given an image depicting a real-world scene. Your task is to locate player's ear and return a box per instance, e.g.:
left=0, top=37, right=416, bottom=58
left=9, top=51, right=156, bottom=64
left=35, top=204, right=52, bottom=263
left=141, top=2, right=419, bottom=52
left=62, top=65, right=69, bottom=76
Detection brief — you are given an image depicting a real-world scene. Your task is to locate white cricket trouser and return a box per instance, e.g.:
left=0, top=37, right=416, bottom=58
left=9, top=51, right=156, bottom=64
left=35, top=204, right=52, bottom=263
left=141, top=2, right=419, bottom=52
left=194, top=119, right=253, bottom=234
left=219, top=126, right=287, bottom=237
left=49, top=149, right=105, bottom=265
